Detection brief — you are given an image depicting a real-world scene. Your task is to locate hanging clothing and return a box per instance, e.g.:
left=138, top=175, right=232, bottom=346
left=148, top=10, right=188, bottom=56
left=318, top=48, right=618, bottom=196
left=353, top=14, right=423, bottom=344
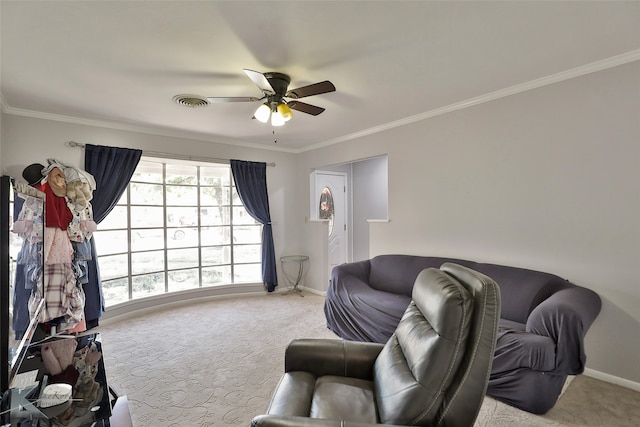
left=12, top=188, right=45, bottom=338
left=41, top=262, right=85, bottom=325
left=67, top=203, right=96, bottom=243
left=35, top=227, right=84, bottom=331
left=44, top=226, right=74, bottom=264
left=14, top=167, right=91, bottom=335
left=42, top=181, right=73, bottom=230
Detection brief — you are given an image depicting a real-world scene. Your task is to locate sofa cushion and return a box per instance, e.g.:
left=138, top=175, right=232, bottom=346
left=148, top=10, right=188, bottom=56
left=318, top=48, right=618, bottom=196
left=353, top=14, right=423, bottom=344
left=350, top=286, right=412, bottom=329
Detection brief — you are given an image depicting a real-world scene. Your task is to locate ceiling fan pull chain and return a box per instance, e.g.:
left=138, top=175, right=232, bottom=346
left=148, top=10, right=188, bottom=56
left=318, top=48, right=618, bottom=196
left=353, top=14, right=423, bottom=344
left=273, top=130, right=277, bottom=144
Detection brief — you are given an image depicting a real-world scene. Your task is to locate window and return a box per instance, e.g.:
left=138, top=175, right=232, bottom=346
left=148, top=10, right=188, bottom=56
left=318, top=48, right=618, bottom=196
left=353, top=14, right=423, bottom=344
left=94, top=158, right=262, bottom=306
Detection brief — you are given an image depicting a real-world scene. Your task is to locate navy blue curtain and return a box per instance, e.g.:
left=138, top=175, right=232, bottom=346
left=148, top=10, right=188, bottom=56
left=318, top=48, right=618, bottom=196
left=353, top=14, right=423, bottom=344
left=84, top=144, right=142, bottom=327
left=230, top=160, right=278, bottom=292
left=85, top=144, right=143, bottom=223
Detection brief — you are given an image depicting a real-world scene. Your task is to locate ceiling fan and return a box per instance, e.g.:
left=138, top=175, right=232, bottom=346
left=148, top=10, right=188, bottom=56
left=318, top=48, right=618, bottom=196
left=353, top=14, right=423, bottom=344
left=204, top=69, right=336, bottom=126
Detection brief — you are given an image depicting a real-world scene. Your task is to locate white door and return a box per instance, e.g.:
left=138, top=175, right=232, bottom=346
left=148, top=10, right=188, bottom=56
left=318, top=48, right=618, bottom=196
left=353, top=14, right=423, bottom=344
left=311, top=171, right=348, bottom=280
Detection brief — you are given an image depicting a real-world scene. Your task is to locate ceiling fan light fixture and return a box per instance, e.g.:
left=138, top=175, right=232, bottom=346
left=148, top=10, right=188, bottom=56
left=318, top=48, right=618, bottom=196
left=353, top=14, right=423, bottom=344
left=206, top=69, right=336, bottom=126
left=271, top=110, right=286, bottom=127
left=254, top=103, right=271, bottom=123
left=277, top=103, right=293, bottom=122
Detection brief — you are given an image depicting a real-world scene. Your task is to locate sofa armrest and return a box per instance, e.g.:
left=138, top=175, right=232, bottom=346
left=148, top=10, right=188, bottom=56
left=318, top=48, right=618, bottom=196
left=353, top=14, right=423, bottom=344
left=284, top=339, right=384, bottom=380
left=525, top=287, right=601, bottom=374
left=326, top=260, right=408, bottom=343
left=331, top=259, right=371, bottom=283
left=251, top=414, right=408, bottom=427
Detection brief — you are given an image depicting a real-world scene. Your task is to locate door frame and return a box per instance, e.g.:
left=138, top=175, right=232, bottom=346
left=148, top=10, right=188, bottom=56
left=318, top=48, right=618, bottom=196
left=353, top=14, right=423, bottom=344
left=309, top=170, right=350, bottom=275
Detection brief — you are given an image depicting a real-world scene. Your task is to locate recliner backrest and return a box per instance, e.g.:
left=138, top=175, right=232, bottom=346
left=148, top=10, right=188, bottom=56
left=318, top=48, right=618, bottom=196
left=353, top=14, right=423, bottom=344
left=373, top=268, right=474, bottom=425
left=435, top=262, right=501, bottom=427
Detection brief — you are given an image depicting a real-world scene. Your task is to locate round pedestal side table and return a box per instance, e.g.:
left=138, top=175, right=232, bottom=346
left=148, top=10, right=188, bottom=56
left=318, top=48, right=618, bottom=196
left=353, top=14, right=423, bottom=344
left=280, top=255, right=309, bottom=297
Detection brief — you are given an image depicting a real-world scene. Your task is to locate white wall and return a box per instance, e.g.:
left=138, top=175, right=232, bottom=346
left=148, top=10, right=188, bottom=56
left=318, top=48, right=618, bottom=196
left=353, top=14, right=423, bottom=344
left=300, top=61, right=640, bottom=385
left=352, top=156, right=388, bottom=261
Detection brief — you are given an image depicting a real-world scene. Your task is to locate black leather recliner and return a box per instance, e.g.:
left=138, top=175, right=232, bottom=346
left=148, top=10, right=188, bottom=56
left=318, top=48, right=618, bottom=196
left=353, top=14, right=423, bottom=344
left=251, top=263, right=501, bottom=427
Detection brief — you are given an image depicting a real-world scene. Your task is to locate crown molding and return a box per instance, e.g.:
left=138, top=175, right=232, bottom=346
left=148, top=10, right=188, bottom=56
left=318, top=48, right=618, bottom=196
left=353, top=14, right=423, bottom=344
left=2, top=49, right=639, bottom=155
left=0, top=104, right=297, bottom=154
left=300, top=49, right=640, bottom=153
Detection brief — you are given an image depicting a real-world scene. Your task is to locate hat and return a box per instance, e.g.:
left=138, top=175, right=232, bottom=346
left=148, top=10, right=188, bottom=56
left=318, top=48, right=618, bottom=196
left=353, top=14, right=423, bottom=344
left=22, top=163, right=46, bottom=186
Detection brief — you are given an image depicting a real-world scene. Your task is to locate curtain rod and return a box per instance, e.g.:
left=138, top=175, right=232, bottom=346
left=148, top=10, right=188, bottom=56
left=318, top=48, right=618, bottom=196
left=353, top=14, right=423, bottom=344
left=67, top=141, right=276, bottom=167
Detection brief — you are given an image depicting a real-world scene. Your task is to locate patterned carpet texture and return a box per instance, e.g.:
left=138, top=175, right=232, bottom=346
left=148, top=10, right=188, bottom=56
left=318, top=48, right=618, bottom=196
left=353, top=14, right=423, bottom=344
left=97, top=293, right=640, bottom=426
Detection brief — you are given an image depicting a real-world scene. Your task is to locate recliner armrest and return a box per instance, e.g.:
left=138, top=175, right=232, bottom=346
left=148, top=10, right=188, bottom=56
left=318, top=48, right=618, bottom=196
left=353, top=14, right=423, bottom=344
left=285, top=339, right=384, bottom=380
left=525, top=287, right=601, bottom=374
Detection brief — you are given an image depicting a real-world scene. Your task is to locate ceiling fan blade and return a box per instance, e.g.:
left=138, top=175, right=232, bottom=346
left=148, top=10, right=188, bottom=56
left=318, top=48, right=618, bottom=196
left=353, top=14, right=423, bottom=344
left=288, top=101, right=326, bottom=116
left=206, top=96, right=262, bottom=103
left=286, top=81, right=336, bottom=99
left=243, top=69, right=275, bottom=94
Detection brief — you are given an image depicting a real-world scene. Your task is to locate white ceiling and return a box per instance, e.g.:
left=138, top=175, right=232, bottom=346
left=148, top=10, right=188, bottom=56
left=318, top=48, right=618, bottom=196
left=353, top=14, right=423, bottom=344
left=1, top=1, right=639, bottom=152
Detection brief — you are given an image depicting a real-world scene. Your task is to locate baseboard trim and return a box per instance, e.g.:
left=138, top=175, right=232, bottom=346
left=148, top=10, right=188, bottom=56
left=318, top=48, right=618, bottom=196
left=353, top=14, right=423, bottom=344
left=297, top=287, right=327, bottom=297
left=584, top=368, right=640, bottom=392
left=99, top=284, right=327, bottom=325
left=99, top=283, right=267, bottom=325
left=271, top=286, right=327, bottom=297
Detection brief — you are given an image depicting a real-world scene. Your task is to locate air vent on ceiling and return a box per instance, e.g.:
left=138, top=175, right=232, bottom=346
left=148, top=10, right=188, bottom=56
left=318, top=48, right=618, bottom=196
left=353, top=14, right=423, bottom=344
left=173, top=94, right=209, bottom=108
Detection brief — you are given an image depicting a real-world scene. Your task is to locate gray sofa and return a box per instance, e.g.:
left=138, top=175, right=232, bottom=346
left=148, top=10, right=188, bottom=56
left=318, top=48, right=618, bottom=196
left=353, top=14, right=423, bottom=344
left=324, top=255, right=602, bottom=414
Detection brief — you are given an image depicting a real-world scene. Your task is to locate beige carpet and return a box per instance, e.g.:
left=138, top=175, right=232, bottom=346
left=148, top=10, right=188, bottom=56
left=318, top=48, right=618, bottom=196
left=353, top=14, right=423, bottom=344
left=95, top=293, right=640, bottom=426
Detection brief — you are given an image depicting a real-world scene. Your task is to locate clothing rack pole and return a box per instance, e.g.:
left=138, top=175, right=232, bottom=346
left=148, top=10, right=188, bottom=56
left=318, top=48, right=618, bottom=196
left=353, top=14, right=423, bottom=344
left=66, top=140, right=276, bottom=167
